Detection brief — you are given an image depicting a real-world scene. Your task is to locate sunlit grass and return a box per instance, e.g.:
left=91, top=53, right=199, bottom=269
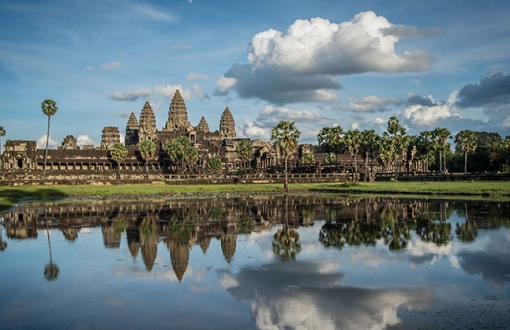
left=1, top=181, right=509, bottom=211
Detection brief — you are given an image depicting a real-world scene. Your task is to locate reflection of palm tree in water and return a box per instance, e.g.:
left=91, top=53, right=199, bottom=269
left=273, top=195, right=301, bottom=261
left=456, top=203, right=478, bottom=243
left=44, top=213, right=59, bottom=281
left=0, top=219, right=7, bottom=251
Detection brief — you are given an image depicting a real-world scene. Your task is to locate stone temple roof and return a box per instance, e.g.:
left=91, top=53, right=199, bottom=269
left=219, top=107, right=236, bottom=138
left=126, top=112, right=139, bottom=129
left=197, top=116, right=209, bottom=132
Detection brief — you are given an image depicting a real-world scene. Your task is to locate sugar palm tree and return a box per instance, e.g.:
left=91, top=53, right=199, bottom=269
left=344, top=129, right=362, bottom=181
left=166, top=136, right=190, bottom=172
left=110, top=142, right=128, bottom=179
left=386, top=116, right=410, bottom=178
left=359, top=129, right=380, bottom=182
left=44, top=214, right=59, bottom=281
left=433, top=127, right=451, bottom=172
left=41, top=99, right=58, bottom=177
left=0, top=126, right=5, bottom=170
left=271, top=120, right=300, bottom=193
left=417, top=130, right=434, bottom=172
left=317, top=126, right=344, bottom=171
left=455, top=130, right=477, bottom=174
left=235, top=139, right=253, bottom=171
left=500, top=136, right=510, bottom=168
left=206, top=156, right=223, bottom=174
left=139, top=139, right=156, bottom=175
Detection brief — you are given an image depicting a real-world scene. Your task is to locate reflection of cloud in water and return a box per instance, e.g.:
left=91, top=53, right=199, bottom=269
left=115, top=265, right=209, bottom=284
left=223, top=261, right=434, bottom=330
left=458, top=231, right=510, bottom=287
left=406, top=238, right=460, bottom=268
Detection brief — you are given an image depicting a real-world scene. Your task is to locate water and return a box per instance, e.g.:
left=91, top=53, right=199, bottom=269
left=1, top=196, right=509, bottom=329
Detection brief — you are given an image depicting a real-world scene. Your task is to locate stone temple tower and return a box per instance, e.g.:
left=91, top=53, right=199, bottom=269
left=100, top=126, right=121, bottom=150
left=197, top=116, right=209, bottom=133
left=165, top=90, right=190, bottom=131
left=125, top=112, right=139, bottom=146
left=219, top=107, right=236, bottom=138
left=138, top=101, right=157, bottom=142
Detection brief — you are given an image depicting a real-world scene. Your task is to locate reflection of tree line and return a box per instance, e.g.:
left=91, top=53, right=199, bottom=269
left=319, top=199, right=509, bottom=251
left=1, top=198, right=509, bottom=274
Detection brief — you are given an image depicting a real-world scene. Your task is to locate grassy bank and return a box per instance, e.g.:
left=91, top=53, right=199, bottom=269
left=1, top=181, right=510, bottom=211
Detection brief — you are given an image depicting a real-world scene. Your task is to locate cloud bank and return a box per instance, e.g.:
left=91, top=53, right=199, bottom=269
left=216, top=11, right=437, bottom=104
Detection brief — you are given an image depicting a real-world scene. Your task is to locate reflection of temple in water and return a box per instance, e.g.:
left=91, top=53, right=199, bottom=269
left=2, top=197, right=509, bottom=279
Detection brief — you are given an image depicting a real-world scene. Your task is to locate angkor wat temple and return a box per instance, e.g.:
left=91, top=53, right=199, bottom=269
left=0, top=90, right=317, bottom=180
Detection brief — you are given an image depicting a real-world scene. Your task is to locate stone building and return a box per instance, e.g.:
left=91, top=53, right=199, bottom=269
left=0, top=90, right=285, bottom=176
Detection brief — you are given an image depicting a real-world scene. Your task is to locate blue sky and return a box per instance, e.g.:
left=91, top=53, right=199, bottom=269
left=1, top=0, right=509, bottom=148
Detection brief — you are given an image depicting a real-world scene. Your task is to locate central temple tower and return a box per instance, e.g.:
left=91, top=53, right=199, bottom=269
left=164, top=90, right=190, bottom=131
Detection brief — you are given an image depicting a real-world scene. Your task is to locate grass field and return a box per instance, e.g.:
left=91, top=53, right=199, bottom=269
left=1, top=181, right=510, bottom=211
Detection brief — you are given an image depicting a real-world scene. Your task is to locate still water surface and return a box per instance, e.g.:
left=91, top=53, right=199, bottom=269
left=1, top=196, right=509, bottom=329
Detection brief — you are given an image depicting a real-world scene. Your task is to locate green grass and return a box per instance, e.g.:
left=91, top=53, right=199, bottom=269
left=1, top=181, right=510, bottom=211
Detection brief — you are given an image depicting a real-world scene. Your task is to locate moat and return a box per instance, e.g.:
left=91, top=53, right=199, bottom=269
left=1, top=196, right=509, bottom=329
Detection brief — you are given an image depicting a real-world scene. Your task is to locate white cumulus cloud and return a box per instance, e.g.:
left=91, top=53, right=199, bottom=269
left=217, top=11, right=436, bottom=104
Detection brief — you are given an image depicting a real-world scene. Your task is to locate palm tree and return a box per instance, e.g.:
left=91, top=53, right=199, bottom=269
left=417, top=130, right=434, bottom=172
left=271, top=120, right=301, bottom=193
left=317, top=126, right=344, bottom=171
left=206, top=156, right=223, bottom=174
left=455, top=130, right=478, bottom=174
left=344, top=129, right=362, bottom=181
left=433, top=127, right=451, bottom=172
left=300, top=152, right=314, bottom=166
left=183, top=144, right=198, bottom=172
left=110, top=142, right=128, bottom=179
left=386, top=116, right=410, bottom=178
left=235, top=139, right=253, bottom=171
left=166, top=136, right=190, bottom=172
left=359, top=129, right=380, bottom=182
left=0, top=126, right=5, bottom=170
left=44, top=214, right=59, bottom=281
left=41, top=99, right=58, bottom=177
left=139, top=139, right=156, bottom=175
left=500, top=136, right=510, bottom=168
left=0, top=220, right=7, bottom=252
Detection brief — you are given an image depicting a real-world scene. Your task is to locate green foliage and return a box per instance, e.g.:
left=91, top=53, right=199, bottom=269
left=317, top=126, right=344, bottom=154
left=235, top=139, right=253, bottom=168
left=323, top=152, right=336, bottom=165
left=41, top=99, right=58, bottom=117
left=110, top=142, right=128, bottom=164
left=271, top=120, right=301, bottom=192
left=206, top=156, right=223, bottom=173
left=139, top=139, right=156, bottom=162
left=300, top=152, right=314, bottom=165
left=455, top=129, right=478, bottom=173
left=0, top=126, right=5, bottom=137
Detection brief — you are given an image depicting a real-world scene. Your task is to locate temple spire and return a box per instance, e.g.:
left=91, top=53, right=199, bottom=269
left=219, top=107, right=236, bottom=138
left=165, top=90, right=189, bottom=131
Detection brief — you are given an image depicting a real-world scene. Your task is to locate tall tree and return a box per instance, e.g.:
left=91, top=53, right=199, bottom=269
left=317, top=126, right=344, bottom=171
left=139, top=139, right=156, bottom=175
left=206, top=156, right=223, bottom=174
left=500, top=136, right=510, bottom=169
left=344, top=129, right=362, bottom=181
left=166, top=136, right=191, bottom=172
left=183, top=144, right=198, bottom=172
left=455, top=130, right=478, bottom=174
left=300, top=152, right=314, bottom=166
left=235, top=139, right=253, bottom=171
left=360, top=129, right=380, bottom=182
left=386, top=116, right=410, bottom=177
left=271, top=120, right=301, bottom=193
left=0, top=126, right=5, bottom=170
left=433, top=127, right=451, bottom=172
left=41, top=99, right=58, bottom=177
left=110, top=142, right=128, bottom=179
left=416, top=130, right=434, bottom=172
